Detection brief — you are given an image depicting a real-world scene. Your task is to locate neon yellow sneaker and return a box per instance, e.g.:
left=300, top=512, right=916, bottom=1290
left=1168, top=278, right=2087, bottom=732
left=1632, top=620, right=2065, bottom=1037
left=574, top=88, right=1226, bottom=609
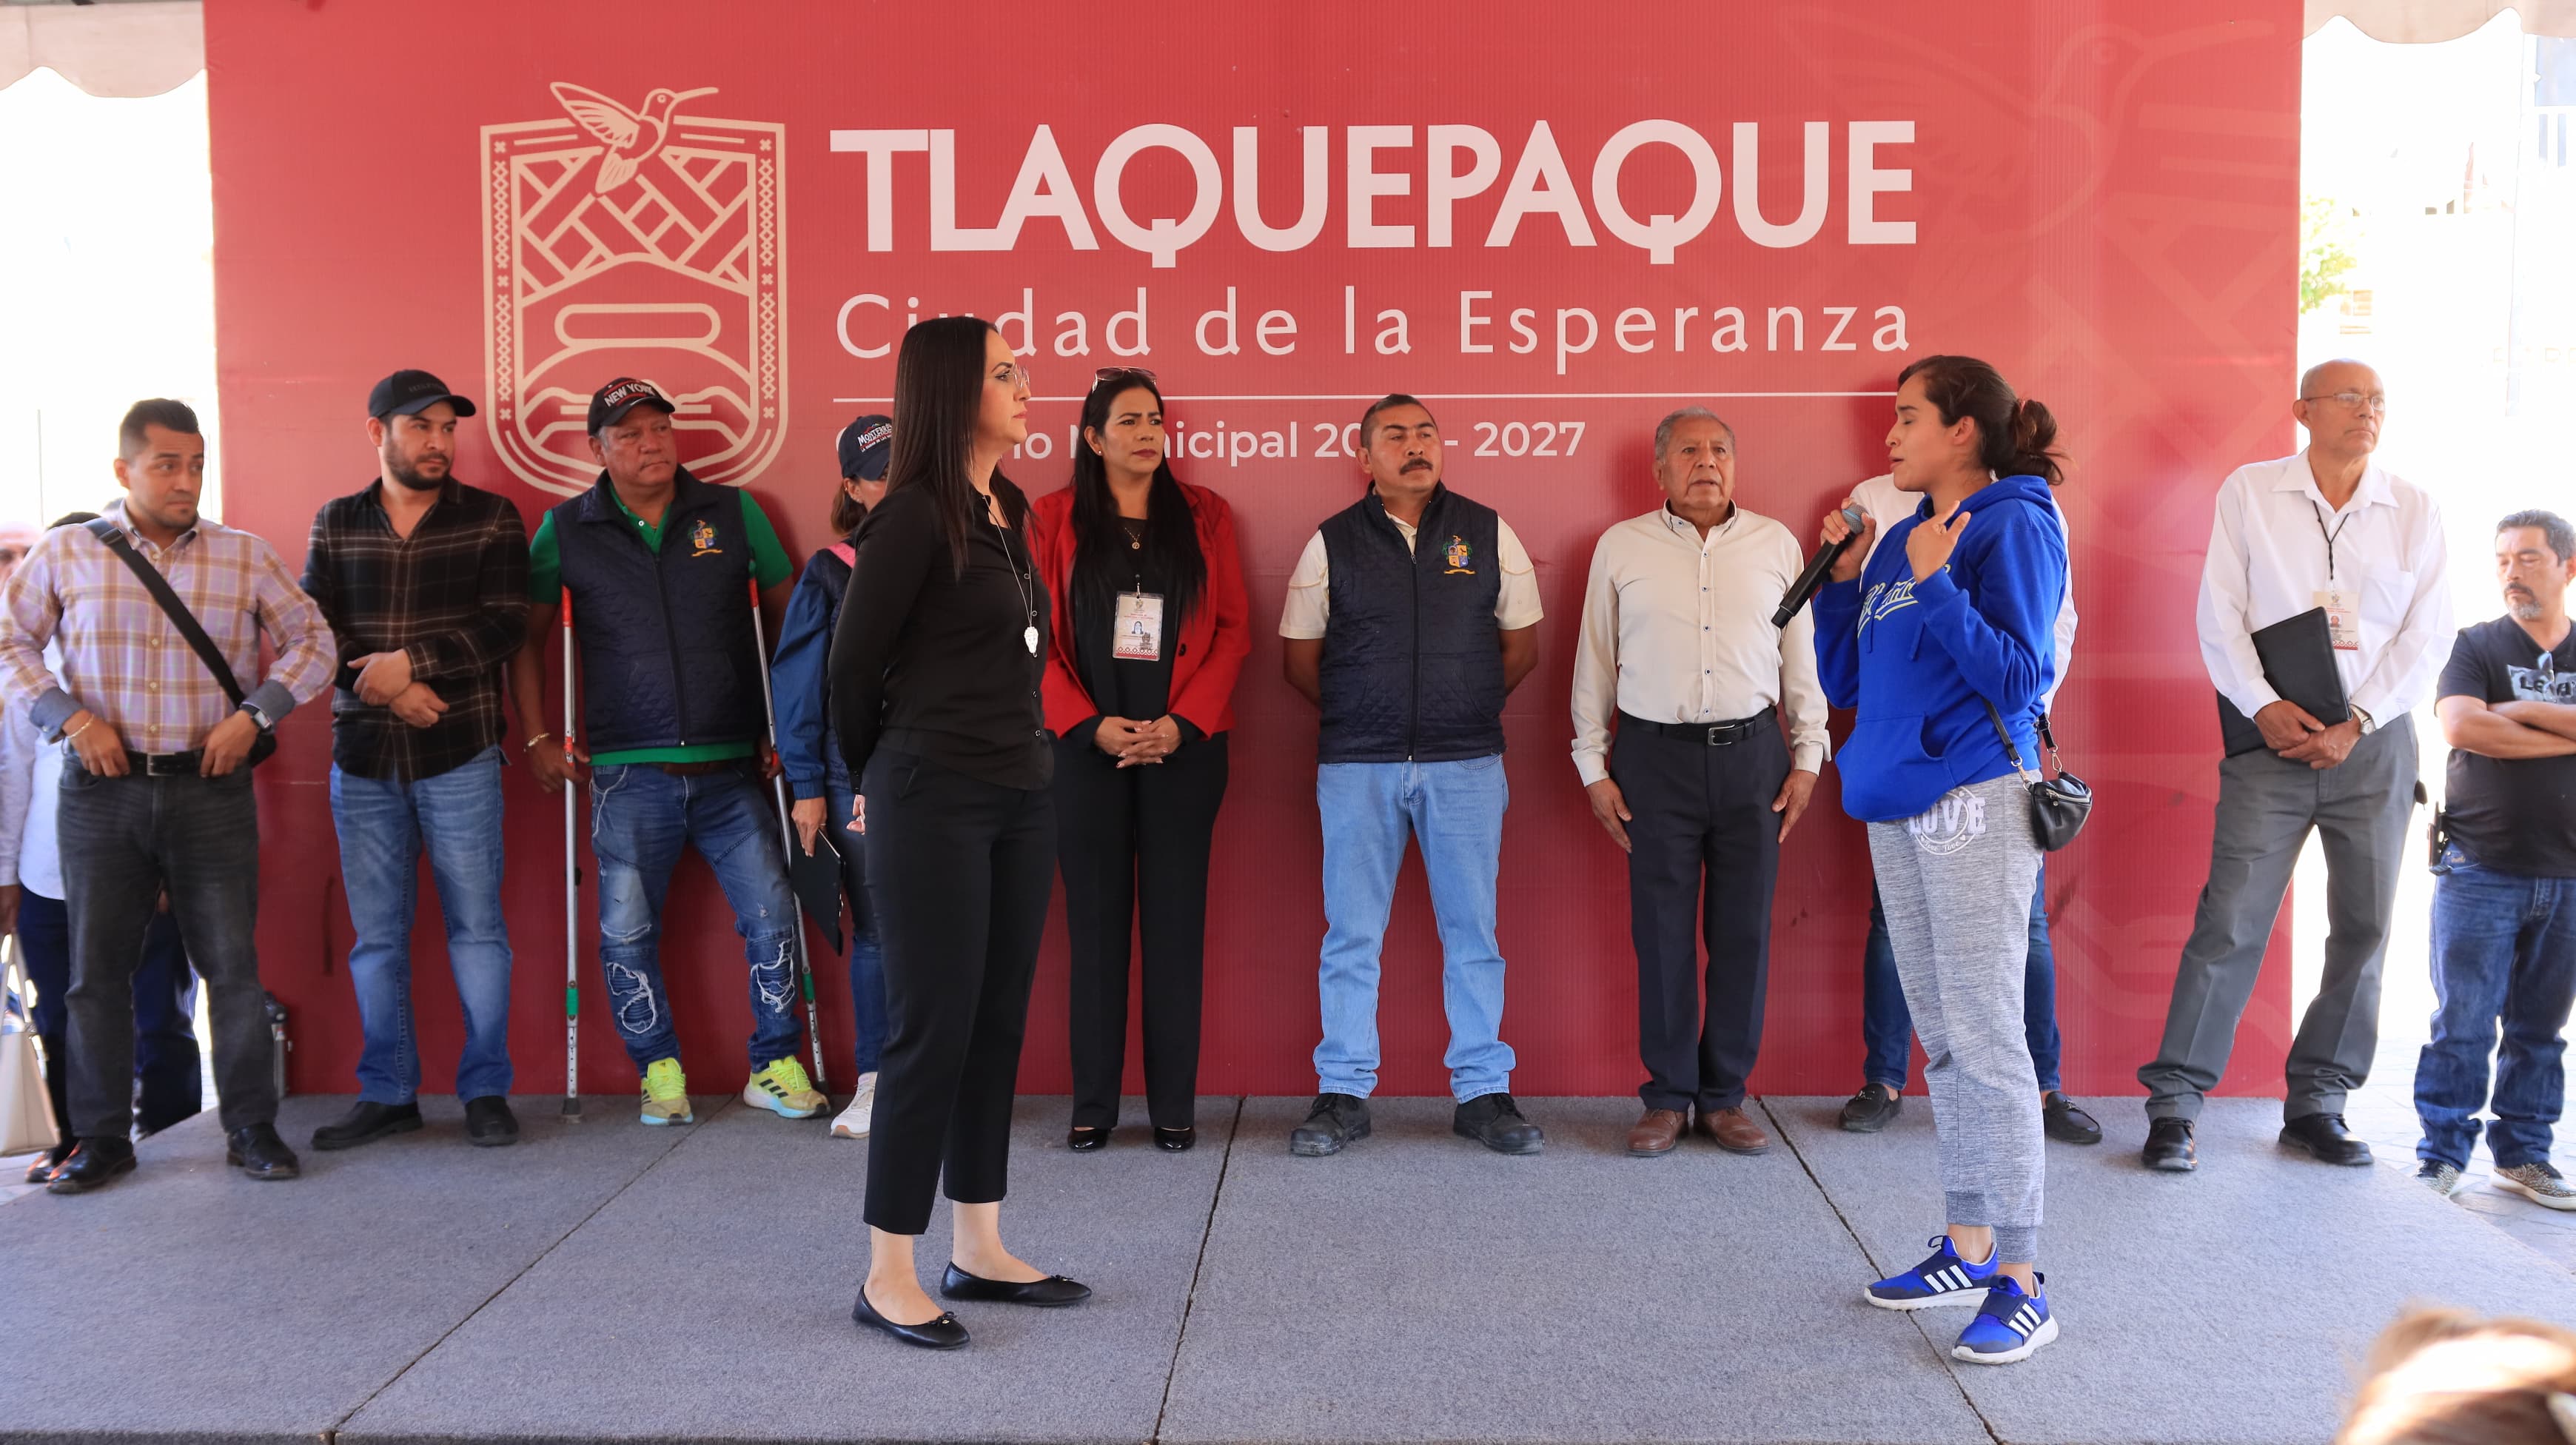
left=640, top=1058, right=693, bottom=1125
left=745, top=1056, right=826, bottom=1119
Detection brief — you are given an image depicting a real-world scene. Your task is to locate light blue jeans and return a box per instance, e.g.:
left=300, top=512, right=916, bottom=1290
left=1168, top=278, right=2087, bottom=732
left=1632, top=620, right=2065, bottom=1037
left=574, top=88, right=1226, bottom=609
left=1314, top=757, right=1515, bottom=1102
left=329, top=746, right=514, bottom=1103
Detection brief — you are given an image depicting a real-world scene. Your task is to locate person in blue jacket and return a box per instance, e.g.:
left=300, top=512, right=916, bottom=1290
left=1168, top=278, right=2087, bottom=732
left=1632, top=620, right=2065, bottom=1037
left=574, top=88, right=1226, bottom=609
left=775, top=413, right=892, bottom=1139
left=1812, top=355, right=2070, bottom=1367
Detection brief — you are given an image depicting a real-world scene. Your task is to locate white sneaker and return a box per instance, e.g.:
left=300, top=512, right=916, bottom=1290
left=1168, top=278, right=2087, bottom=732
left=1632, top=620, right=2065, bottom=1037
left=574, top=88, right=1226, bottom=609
left=832, top=1072, right=878, bottom=1139
left=2496, top=1161, right=2576, bottom=1211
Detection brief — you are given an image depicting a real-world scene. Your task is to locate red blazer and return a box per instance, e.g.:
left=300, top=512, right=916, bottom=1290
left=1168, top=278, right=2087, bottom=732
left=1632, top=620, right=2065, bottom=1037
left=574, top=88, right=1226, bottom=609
left=1028, top=482, right=1250, bottom=740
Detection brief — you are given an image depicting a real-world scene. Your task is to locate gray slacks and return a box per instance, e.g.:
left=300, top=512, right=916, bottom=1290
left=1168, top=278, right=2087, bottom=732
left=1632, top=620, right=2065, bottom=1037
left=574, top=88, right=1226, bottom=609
left=2139, top=714, right=2418, bottom=1122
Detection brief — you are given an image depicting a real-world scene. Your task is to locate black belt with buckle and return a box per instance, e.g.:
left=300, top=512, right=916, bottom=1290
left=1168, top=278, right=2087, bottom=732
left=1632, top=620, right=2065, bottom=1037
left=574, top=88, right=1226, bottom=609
left=1618, top=707, right=1775, bottom=747
left=122, top=749, right=204, bottom=776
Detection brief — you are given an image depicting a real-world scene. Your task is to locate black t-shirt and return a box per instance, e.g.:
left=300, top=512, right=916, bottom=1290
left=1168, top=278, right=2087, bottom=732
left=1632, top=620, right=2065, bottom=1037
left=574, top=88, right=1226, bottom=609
left=1073, top=518, right=1178, bottom=729
left=2439, top=615, right=2576, bottom=876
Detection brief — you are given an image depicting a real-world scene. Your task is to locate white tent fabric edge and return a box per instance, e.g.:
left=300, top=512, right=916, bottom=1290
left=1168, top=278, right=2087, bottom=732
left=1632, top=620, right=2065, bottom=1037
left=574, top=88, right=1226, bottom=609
left=0, top=1, right=201, bottom=98
left=2312, top=0, right=2576, bottom=38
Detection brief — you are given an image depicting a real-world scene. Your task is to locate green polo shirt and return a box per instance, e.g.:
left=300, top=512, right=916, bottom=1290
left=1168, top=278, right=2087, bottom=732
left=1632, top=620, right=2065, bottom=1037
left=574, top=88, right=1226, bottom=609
left=527, top=487, right=794, bottom=767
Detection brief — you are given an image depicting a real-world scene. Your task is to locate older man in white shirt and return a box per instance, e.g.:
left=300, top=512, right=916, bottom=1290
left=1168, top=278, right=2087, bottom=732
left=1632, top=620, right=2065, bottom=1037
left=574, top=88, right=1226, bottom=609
left=2139, top=359, right=2451, bottom=1172
left=1572, top=407, right=1827, bottom=1158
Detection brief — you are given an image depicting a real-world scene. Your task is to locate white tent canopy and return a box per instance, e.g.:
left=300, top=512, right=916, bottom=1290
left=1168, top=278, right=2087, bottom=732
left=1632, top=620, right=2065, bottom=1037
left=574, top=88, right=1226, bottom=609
left=2315, top=0, right=2576, bottom=39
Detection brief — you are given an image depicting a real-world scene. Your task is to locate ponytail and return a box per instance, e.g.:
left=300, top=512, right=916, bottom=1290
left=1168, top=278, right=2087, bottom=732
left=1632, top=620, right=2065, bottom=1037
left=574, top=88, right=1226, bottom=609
left=1896, top=355, right=2067, bottom=487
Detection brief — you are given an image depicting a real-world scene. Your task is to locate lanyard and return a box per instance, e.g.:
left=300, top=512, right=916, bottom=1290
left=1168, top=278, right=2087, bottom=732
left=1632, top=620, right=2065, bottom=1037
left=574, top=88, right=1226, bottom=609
left=2309, top=501, right=2355, bottom=583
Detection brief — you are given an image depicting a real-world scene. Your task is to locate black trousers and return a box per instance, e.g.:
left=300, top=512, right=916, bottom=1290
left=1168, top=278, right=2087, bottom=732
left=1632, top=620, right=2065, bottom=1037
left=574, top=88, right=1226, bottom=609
left=860, top=751, right=1055, bottom=1236
left=1052, top=731, right=1229, bottom=1130
left=1610, top=719, right=1788, bottom=1113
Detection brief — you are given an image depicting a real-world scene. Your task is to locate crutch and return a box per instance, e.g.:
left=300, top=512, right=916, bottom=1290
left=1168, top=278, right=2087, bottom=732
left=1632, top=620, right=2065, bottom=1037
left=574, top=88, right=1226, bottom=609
left=746, top=580, right=829, bottom=1094
left=561, top=593, right=583, bottom=1121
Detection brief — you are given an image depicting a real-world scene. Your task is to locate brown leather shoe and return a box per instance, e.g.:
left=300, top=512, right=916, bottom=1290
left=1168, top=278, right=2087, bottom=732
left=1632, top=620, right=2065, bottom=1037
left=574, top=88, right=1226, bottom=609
left=1626, top=1107, right=1687, bottom=1156
left=1697, top=1105, right=1773, bottom=1155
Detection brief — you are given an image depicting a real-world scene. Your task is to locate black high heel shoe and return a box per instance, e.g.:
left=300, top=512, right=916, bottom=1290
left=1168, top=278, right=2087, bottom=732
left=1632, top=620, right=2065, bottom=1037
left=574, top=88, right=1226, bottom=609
left=1154, top=1126, right=1195, bottom=1152
left=1067, top=1125, right=1110, bottom=1152
left=939, top=1263, right=1091, bottom=1307
left=851, top=1285, right=970, bottom=1350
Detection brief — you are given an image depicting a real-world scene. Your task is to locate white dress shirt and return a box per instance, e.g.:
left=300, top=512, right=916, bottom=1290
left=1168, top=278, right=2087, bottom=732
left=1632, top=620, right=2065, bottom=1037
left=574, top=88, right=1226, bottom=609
left=1853, top=473, right=2079, bottom=711
left=2195, top=450, right=2450, bottom=724
left=1277, top=513, right=1543, bottom=639
left=1569, top=503, right=1829, bottom=785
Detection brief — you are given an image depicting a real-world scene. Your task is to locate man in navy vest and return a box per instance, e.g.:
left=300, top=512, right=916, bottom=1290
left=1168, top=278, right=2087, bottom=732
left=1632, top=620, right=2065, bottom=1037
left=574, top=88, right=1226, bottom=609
left=1279, top=394, right=1544, bottom=1156
left=506, top=378, right=825, bottom=1127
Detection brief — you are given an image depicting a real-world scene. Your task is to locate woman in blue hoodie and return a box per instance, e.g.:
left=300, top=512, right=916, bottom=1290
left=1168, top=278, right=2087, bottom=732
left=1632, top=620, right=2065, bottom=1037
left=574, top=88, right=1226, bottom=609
left=1813, top=355, right=2070, bottom=1367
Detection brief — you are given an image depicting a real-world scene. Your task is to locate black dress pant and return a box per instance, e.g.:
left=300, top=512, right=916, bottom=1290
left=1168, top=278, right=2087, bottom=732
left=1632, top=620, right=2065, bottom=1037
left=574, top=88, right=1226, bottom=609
left=1611, top=718, right=1788, bottom=1113
left=1053, top=731, right=1229, bottom=1130
left=859, top=750, right=1055, bottom=1236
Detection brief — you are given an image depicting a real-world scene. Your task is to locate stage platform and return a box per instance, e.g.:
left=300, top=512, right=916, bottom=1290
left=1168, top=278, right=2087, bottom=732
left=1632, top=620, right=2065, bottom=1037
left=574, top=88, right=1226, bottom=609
left=4, top=1093, right=2573, bottom=1445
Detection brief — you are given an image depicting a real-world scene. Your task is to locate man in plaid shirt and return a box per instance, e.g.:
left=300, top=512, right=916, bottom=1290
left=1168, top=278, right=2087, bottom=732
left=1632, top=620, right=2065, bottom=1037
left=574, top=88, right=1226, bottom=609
left=301, top=370, right=531, bottom=1154
left=0, top=398, right=335, bottom=1193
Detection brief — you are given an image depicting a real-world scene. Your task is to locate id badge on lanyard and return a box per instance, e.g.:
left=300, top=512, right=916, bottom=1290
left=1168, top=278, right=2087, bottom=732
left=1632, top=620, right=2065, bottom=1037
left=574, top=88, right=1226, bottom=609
left=1114, top=591, right=1165, bottom=661
left=2312, top=502, right=2361, bottom=650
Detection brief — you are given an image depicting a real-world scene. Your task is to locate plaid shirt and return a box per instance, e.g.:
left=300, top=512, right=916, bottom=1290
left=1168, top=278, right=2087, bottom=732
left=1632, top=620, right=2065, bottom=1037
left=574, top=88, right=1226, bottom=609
left=302, top=477, right=530, bottom=781
left=0, top=501, right=336, bottom=755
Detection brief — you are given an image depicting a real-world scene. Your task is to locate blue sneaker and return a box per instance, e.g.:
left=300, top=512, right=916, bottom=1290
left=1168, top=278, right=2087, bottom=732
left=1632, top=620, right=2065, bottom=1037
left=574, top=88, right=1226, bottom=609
left=1865, top=1235, right=1999, bottom=1310
left=1953, top=1273, right=2056, bottom=1364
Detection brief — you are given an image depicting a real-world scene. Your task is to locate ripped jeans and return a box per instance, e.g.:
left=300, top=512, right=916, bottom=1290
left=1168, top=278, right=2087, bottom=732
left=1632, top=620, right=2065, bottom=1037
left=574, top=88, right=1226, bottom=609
left=588, top=761, right=804, bottom=1073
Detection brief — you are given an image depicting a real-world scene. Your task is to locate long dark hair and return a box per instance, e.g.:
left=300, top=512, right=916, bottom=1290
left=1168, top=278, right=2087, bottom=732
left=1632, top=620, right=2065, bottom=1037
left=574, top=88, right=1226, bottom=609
left=1070, top=370, right=1206, bottom=628
left=1896, top=355, right=2066, bottom=486
left=885, top=316, right=1029, bottom=575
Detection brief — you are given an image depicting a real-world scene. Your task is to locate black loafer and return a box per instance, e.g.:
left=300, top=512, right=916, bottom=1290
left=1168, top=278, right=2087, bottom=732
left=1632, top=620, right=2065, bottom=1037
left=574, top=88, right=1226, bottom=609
left=1289, top=1093, right=1371, bottom=1156
left=1454, top=1093, right=1544, bottom=1156
left=1839, top=1084, right=1902, bottom=1133
left=2143, top=1116, right=2197, bottom=1172
left=939, top=1263, right=1091, bottom=1307
left=44, top=1137, right=136, bottom=1195
left=852, top=1287, right=969, bottom=1350
left=310, top=1099, right=423, bottom=1152
left=2042, top=1092, right=2103, bottom=1146
left=22, top=1141, right=71, bottom=1186
left=227, top=1123, right=301, bottom=1180
left=1154, top=1126, right=1195, bottom=1152
left=1067, top=1125, right=1110, bottom=1152
left=2280, top=1112, right=2372, bottom=1166
left=464, top=1096, right=520, bottom=1147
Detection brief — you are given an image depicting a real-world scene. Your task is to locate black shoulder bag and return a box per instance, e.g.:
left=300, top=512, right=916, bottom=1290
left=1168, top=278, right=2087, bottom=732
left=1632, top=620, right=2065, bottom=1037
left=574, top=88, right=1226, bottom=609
left=1984, top=702, right=2088, bottom=851
left=84, top=519, right=278, bottom=767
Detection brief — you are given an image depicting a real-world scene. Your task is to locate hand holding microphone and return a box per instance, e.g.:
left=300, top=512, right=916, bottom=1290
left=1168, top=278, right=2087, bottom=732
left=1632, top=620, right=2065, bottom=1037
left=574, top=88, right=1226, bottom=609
left=1771, top=499, right=1876, bottom=627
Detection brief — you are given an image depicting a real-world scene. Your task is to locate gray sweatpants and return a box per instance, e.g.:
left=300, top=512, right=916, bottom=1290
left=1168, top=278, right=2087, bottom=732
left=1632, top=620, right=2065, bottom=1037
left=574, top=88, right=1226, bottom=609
left=1868, top=774, right=2047, bottom=1262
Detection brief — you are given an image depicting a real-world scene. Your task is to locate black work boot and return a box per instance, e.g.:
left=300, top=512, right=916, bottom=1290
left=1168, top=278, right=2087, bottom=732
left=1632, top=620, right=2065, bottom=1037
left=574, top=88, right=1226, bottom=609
left=1288, top=1093, right=1371, bottom=1156
left=1453, top=1093, right=1544, bottom=1156
left=310, top=1099, right=423, bottom=1152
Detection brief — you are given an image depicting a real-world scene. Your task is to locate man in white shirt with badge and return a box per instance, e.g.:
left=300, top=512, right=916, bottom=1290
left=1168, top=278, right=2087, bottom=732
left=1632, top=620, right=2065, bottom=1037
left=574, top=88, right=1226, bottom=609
left=1572, top=408, right=1826, bottom=1158
left=2139, top=358, right=2450, bottom=1171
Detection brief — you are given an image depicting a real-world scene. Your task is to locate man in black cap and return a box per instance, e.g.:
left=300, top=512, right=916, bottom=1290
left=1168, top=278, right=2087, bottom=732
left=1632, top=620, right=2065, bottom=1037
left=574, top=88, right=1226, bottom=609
left=506, top=378, right=819, bottom=1126
left=301, top=370, right=531, bottom=1150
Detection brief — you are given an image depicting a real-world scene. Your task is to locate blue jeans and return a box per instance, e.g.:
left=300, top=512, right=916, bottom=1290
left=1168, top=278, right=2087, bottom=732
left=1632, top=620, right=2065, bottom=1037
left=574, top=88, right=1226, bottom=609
left=827, top=762, right=888, bottom=1077
left=2416, top=848, right=2576, bottom=1171
left=1314, top=757, right=1515, bottom=1102
left=589, top=761, right=804, bottom=1073
left=330, top=747, right=514, bottom=1103
left=16, top=888, right=199, bottom=1141
left=1862, top=862, right=2063, bottom=1093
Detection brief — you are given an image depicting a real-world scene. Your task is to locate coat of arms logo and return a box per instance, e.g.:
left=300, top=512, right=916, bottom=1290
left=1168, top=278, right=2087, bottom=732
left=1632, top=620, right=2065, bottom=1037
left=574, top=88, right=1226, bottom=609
left=483, top=82, right=787, bottom=498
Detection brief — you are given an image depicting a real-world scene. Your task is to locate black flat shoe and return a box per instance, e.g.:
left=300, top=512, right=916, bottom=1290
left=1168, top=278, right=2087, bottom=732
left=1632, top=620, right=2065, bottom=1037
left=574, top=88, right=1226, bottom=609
left=22, top=1141, right=71, bottom=1186
left=44, top=1137, right=135, bottom=1195
left=2143, top=1116, right=2198, bottom=1172
left=227, top=1123, right=301, bottom=1180
left=939, top=1263, right=1091, bottom=1307
left=2042, top=1092, right=2103, bottom=1146
left=464, top=1096, right=521, bottom=1147
left=310, top=1099, right=423, bottom=1152
left=1067, top=1125, right=1110, bottom=1152
left=2280, top=1112, right=2372, bottom=1166
left=852, top=1286, right=969, bottom=1350
left=1154, top=1126, right=1195, bottom=1152
left=1839, top=1083, right=1902, bottom=1133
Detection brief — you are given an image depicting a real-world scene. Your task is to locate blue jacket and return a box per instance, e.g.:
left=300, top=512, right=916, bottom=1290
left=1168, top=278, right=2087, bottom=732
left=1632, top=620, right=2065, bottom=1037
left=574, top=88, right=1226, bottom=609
left=1814, top=474, right=2067, bottom=822
left=772, top=540, right=853, bottom=800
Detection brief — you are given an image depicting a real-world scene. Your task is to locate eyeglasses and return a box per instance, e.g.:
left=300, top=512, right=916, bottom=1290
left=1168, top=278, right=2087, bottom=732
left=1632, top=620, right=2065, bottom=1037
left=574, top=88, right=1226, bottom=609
left=2300, top=390, right=2388, bottom=413
left=1091, top=366, right=1158, bottom=388
left=990, top=363, right=1036, bottom=392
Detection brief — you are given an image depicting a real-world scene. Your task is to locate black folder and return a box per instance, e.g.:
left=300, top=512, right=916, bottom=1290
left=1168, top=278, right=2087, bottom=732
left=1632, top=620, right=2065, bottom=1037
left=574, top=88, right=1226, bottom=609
left=790, top=828, right=845, bottom=955
left=2216, top=606, right=2350, bottom=757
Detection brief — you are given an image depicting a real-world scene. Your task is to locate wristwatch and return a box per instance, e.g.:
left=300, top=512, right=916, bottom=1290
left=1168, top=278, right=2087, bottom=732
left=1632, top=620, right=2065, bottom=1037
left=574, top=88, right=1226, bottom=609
left=237, top=700, right=275, bottom=733
left=2349, top=705, right=2375, bottom=736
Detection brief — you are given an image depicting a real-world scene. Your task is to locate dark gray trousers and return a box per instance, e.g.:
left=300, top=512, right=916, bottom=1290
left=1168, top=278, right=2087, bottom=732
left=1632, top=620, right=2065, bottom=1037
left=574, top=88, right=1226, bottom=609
left=58, top=765, right=274, bottom=1139
left=2139, top=714, right=2418, bottom=1122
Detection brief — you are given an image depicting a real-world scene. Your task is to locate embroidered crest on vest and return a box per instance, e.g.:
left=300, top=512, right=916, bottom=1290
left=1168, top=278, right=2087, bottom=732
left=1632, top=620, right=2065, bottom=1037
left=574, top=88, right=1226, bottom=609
left=1443, top=534, right=1475, bottom=574
left=690, top=518, right=722, bottom=557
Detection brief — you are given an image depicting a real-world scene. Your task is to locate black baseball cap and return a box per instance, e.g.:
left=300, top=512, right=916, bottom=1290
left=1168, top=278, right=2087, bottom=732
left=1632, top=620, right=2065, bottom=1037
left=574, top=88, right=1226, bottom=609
left=837, top=413, right=892, bottom=481
left=587, top=377, right=677, bottom=435
left=369, top=369, right=477, bottom=420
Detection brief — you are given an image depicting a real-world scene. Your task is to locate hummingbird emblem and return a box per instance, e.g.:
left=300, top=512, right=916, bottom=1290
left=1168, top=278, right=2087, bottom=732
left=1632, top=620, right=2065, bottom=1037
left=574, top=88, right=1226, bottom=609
left=548, top=81, right=720, bottom=195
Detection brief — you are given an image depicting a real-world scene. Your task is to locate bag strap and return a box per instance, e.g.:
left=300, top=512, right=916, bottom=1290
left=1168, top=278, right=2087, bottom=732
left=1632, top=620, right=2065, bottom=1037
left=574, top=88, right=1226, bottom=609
left=1982, top=700, right=2041, bottom=784
left=84, top=518, right=248, bottom=708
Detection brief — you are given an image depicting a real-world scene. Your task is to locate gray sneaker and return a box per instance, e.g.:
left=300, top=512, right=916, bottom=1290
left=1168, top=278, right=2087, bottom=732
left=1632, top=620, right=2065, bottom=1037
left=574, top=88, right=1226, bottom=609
left=2416, top=1161, right=2468, bottom=1199
left=2495, top=1161, right=2576, bottom=1211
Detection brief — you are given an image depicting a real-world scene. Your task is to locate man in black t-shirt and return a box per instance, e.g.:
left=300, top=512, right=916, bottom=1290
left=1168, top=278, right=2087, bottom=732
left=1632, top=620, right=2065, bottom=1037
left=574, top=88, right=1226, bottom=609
left=2418, top=509, right=2576, bottom=1210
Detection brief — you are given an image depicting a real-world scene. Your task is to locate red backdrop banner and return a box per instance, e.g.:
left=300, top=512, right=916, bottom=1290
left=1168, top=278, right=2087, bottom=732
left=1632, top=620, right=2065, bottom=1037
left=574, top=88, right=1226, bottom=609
left=203, top=1, right=2305, bottom=1100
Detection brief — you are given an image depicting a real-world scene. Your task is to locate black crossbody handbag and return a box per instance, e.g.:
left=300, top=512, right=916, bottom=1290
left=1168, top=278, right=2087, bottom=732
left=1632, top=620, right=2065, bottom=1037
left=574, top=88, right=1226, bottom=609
left=1983, top=702, right=2089, bottom=851
left=84, top=518, right=278, bottom=767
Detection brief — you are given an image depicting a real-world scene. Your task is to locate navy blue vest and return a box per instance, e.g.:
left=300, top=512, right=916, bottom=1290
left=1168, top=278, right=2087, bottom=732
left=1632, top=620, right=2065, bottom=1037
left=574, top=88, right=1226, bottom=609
left=1315, top=485, right=1506, bottom=764
left=550, top=468, right=763, bottom=754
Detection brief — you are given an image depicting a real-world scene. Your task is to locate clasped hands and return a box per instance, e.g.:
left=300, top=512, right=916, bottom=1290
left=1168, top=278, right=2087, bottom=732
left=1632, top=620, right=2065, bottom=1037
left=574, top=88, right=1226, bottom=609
left=2253, top=699, right=2361, bottom=770
left=350, top=649, right=447, bottom=728
left=1093, top=714, right=1182, bottom=768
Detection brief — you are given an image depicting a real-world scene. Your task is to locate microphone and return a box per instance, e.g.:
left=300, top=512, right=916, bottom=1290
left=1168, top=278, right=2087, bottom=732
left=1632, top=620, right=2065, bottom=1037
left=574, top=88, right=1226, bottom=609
left=1772, top=503, right=1871, bottom=628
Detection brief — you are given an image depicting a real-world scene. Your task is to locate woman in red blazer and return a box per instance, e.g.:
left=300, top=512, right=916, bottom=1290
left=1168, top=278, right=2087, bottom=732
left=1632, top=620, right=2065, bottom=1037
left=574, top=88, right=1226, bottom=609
left=1029, top=369, right=1250, bottom=1153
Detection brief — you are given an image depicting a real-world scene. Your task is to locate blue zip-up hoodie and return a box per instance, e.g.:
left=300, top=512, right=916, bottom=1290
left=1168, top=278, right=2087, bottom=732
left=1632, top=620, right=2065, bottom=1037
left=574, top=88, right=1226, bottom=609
left=1813, top=474, right=2067, bottom=823
left=771, top=539, right=853, bottom=801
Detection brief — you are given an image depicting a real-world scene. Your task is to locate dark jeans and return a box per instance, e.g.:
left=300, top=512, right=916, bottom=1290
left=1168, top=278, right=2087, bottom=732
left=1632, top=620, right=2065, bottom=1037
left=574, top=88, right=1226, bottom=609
left=862, top=751, right=1053, bottom=1236
left=17, top=887, right=200, bottom=1144
left=2416, top=848, right=2576, bottom=1171
left=825, top=761, right=887, bottom=1078
left=1053, top=731, right=1229, bottom=1130
left=58, top=766, right=272, bottom=1139
left=1862, top=864, right=2063, bottom=1093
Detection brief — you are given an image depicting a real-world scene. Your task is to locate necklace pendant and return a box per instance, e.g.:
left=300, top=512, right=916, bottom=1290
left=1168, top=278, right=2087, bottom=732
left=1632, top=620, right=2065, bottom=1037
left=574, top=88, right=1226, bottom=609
left=1024, top=625, right=1039, bottom=655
